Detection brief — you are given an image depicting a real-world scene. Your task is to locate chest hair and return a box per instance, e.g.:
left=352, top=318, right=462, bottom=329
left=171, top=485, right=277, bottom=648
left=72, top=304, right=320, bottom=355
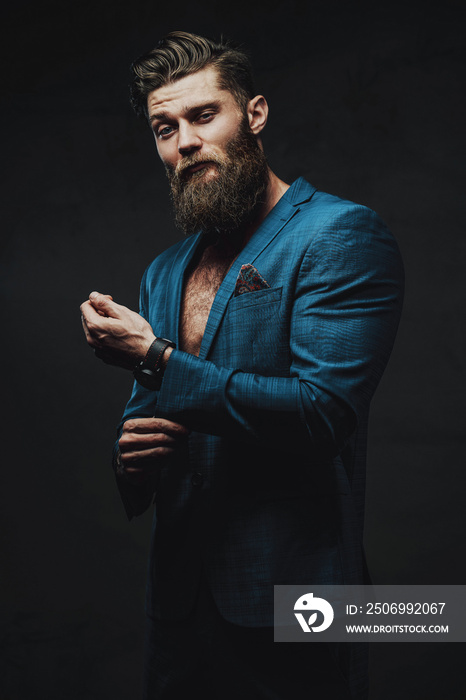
left=179, top=243, right=237, bottom=356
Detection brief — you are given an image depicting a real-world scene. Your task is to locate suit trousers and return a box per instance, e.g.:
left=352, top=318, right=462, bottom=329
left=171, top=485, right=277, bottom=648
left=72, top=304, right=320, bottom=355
left=142, top=574, right=368, bottom=700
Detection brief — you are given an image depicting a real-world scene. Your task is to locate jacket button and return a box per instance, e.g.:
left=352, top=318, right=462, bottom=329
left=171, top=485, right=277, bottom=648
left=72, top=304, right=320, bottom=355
left=191, top=472, right=204, bottom=487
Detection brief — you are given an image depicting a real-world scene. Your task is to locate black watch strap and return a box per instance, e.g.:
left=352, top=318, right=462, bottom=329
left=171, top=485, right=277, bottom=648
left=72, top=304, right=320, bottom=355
left=133, top=337, right=176, bottom=390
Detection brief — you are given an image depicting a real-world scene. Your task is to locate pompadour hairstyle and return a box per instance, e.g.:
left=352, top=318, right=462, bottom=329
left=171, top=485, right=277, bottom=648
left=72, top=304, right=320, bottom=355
left=130, top=31, right=256, bottom=119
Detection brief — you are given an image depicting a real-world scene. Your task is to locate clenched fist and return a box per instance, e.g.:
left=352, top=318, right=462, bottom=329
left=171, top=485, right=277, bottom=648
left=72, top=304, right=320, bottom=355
left=81, top=291, right=156, bottom=369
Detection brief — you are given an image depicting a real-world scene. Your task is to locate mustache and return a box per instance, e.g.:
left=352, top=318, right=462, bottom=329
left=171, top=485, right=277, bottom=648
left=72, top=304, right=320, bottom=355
left=169, top=152, right=226, bottom=180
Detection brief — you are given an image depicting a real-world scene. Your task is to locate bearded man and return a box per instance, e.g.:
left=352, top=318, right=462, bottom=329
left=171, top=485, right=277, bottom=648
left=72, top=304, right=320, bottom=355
left=81, top=31, right=404, bottom=700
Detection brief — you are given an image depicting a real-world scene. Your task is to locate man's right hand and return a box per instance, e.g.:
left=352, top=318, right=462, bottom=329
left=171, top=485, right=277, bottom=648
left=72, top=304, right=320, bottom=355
left=117, top=417, right=189, bottom=485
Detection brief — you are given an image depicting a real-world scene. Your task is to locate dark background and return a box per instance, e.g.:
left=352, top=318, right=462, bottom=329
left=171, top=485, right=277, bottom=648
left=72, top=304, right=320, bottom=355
left=2, top=0, right=465, bottom=698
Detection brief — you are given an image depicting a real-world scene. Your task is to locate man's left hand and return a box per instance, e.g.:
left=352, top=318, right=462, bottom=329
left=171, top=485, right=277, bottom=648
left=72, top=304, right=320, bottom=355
left=81, top=291, right=156, bottom=370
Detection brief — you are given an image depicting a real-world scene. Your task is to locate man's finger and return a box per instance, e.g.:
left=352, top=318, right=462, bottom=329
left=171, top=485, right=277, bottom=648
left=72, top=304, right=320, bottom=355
left=81, top=300, right=115, bottom=334
left=89, top=291, right=123, bottom=319
left=123, top=417, right=190, bottom=437
left=94, top=293, right=114, bottom=316
left=81, top=311, right=93, bottom=343
left=119, top=432, right=178, bottom=451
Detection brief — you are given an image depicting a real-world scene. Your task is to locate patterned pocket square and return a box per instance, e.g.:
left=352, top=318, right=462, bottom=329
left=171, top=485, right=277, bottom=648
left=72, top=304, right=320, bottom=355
left=234, top=264, right=271, bottom=296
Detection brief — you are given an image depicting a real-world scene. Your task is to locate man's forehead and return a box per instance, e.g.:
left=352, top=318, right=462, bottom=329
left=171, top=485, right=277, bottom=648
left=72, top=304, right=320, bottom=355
left=147, top=66, right=231, bottom=117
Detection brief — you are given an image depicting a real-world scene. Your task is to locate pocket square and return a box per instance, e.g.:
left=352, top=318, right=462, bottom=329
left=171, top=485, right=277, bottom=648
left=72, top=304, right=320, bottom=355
left=234, top=264, right=271, bottom=296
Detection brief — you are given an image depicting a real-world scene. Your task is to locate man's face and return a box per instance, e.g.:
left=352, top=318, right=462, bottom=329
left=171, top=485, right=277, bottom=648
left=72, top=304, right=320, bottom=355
left=148, top=66, right=245, bottom=178
left=147, top=66, right=269, bottom=235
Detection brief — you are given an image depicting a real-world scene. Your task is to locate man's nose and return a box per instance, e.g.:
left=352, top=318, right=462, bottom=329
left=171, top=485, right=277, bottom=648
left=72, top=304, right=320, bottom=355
left=178, top=122, right=202, bottom=156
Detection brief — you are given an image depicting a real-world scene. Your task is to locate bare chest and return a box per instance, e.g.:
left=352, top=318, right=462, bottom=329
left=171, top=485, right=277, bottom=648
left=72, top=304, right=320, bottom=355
left=179, top=245, right=236, bottom=356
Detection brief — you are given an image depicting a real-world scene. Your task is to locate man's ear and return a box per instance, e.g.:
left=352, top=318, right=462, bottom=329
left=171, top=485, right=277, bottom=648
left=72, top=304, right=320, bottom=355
left=246, top=95, right=268, bottom=135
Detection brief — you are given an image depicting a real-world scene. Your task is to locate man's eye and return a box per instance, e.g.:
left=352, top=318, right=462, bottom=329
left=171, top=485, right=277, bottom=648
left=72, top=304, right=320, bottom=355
left=198, top=112, right=214, bottom=122
left=158, top=126, right=174, bottom=138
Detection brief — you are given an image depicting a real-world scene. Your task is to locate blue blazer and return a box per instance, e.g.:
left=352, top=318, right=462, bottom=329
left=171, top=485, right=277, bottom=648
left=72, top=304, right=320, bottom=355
left=116, top=178, right=404, bottom=626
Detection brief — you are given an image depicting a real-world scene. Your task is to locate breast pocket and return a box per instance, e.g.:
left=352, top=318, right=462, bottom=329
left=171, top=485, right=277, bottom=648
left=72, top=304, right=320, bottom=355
left=220, top=287, right=289, bottom=375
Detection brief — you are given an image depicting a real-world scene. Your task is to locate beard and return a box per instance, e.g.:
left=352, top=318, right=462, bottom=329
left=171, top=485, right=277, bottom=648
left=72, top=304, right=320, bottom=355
left=165, top=122, right=270, bottom=237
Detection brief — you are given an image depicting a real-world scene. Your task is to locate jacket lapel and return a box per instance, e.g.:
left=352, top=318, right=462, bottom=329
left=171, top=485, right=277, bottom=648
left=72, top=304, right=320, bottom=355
left=198, top=178, right=317, bottom=359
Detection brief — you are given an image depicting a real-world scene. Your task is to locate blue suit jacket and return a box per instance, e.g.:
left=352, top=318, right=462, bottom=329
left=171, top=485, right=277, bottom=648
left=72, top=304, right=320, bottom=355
left=116, top=178, right=404, bottom=626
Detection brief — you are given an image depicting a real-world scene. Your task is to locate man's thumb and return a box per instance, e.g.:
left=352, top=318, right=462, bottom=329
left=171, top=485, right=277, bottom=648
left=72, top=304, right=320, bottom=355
left=89, top=291, right=114, bottom=304
left=89, top=291, right=115, bottom=315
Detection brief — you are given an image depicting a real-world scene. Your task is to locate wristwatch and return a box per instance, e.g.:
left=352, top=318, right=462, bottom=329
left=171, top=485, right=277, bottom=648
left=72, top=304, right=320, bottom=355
left=133, top=337, right=176, bottom=390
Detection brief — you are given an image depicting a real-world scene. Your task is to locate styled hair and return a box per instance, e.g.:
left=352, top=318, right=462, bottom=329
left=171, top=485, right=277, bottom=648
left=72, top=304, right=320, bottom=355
left=130, top=31, right=256, bottom=119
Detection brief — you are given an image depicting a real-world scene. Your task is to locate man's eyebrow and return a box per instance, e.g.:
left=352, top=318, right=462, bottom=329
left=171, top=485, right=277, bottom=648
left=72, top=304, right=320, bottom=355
left=149, top=101, right=221, bottom=126
left=185, top=101, right=221, bottom=114
left=149, top=111, right=169, bottom=125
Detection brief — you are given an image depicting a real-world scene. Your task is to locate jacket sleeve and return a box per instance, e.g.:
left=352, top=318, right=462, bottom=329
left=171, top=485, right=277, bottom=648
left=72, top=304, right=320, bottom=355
left=154, top=207, right=404, bottom=457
